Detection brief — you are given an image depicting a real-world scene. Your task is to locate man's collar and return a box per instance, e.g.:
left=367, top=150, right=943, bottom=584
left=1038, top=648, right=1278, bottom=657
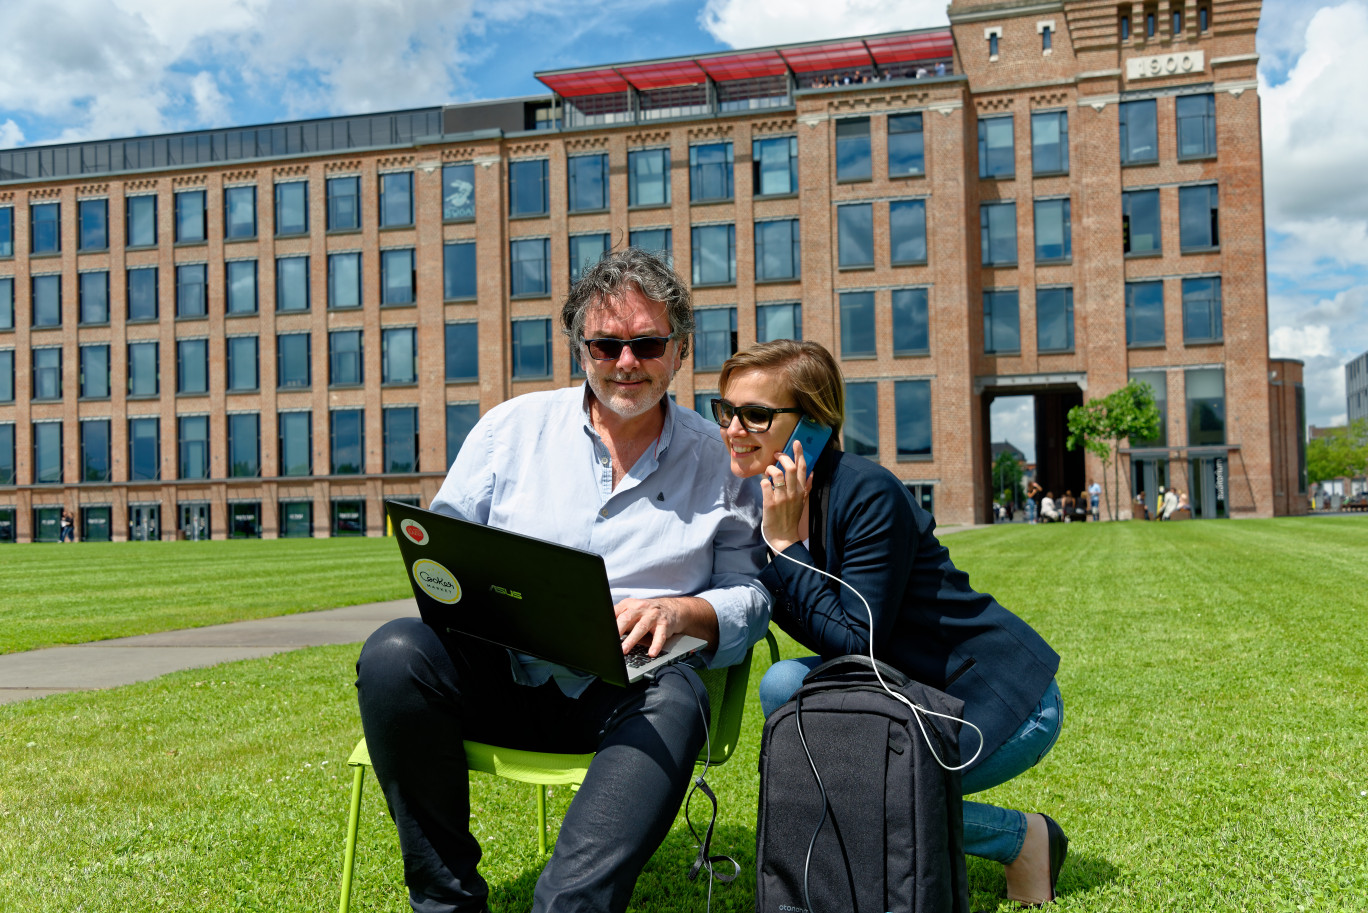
left=577, top=383, right=677, bottom=456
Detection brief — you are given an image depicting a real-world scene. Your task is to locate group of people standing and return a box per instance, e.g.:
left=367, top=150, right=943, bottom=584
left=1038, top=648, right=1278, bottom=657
left=1023, top=481, right=1101, bottom=524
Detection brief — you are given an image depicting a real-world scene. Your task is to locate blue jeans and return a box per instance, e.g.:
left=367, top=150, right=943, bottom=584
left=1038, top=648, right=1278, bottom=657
left=759, top=658, right=1063, bottom=865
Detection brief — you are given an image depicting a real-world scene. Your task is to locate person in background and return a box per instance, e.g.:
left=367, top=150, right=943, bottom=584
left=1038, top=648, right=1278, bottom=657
left=1161, top=486, right=1179, bottom=520
left=1026, top=481, right=1043, bottom=524
left=1060, top=490, right=1076, bottom=523
left=59, top=509, right=75, bottom=543
left=1040, top=491, right=1061, bottom=523
left=1088, top=479, right=1101, bottom=521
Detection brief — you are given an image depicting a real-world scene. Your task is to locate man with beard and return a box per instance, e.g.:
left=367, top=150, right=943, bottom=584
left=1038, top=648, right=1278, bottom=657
left=356, top=247, right=770, bottom=913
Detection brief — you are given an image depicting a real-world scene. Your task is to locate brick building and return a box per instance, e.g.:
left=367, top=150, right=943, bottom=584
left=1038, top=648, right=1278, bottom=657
left=0, top=0, right=1306, bottom=542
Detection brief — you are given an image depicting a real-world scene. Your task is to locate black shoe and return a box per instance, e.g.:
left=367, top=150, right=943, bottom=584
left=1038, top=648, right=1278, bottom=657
left=1038, top=813, right=1069, bottom=903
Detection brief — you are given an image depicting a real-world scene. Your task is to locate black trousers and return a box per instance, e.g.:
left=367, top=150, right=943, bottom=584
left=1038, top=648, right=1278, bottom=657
left=356, top=617, right=710, bottom=913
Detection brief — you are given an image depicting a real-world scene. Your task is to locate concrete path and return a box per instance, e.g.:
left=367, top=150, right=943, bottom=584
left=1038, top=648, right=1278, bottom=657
left=0, top=598, right=419, bottom=705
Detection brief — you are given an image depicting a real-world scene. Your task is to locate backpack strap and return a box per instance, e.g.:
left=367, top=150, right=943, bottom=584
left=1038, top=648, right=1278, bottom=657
left=802, top=653, right=911, bottom=689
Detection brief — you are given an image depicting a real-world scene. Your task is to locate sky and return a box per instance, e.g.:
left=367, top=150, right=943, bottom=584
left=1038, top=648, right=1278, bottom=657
left=1, top=0, right=1363, bottom=461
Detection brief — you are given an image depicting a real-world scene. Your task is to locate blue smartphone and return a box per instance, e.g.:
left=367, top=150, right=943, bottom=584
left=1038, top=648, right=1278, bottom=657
left=780, top=416, right=833, bottom=477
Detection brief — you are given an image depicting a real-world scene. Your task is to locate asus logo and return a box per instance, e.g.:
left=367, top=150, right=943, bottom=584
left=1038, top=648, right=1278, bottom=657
left=489, top=585, right=523, bottom=600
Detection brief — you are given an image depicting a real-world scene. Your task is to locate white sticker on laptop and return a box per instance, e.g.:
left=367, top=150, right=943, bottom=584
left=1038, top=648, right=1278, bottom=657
left=412, top=558, right=462, bottom=604
left=400, top=518, right=429, bottom=546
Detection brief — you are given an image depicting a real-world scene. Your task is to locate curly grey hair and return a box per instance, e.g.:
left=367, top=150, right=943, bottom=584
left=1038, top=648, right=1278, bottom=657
left=560, top=247, right=694, bottom=358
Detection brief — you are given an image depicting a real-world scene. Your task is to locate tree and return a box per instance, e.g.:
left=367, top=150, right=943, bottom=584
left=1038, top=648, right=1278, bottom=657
left=992, top=449, right=1024, bottom=506
left=1066, top=380, right=1162, bottom=521
left=1307, top=418, right=1368, bottom=486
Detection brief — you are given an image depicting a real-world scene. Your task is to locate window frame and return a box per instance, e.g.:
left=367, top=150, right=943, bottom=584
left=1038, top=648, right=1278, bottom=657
left=327, top=176, right=362, bottom=231
left=890, top=199, right=928, bottom=266
left=835, top=117, right=872, bottom=183
left=892, top=287, right=930, bottom=356
left=844, top=381, right=880, bottom=457
left=1036, top=286, right=1075, bottom=353
left=1125, top=279, right=1166, bottom=347
left=754, top=219, right=800, bottom=282
left=127, top=416, right=160, bottom=482
left=31, top=201, right=61, bottom=254
left=839, top=290, right=877, bottom=358
left=1030, top=110, right=1069, bottom=176
left=567, top=153, right=609, bottom=212
left=510, top=317, right=553, bottom=380
left=381, top=326, right=418, bottom=385
left=837, top=203, right=875, bottom=270
left=978, top=115, right=1015, bottom=179
left=330, top=408, right=365, bottom=474
left=127, top=266, right=158, bottom=321
left=78, top=198, right=109, bottom=251
left=32, top=346, right=63, bottom=400
left=225, top=335, right=259, bottom=392
left=888, top=112, right=926, bottom=178
left=31, top=274, right=62, bottom=327
left=1122, top=188, right=1162, bottom=256
left=444, top=321, right=478, bottom=383
left=1119, top=99, right=1159, bottom=166
left=274, top=181, right=309, bottom=236
left=328, top=329, right=364, bottom=387
left=226, top=259, right=258, bottom=315
left=569, top=233, right=610, bottom=284
left=1178, top=183, right=1220, bottom=252
left=127, top=340, right=161, bottom=397
left=80, top=417, right=112, bottom=482
left=79, top=270, right=109, bottom=324
left=1033, top=198, right=1072, bottom=263
left=277, top=411, right=313, bottom=477
left=756, top=302, right=802, bottom=343
left=510, top=237, right=551, bottom=298
left=443, top=241, right=477, bottom=300
left=176, top=338, right=209, bottom=395
left=175, top=263, right=208, bottom=319
left=1176, top=93, right=1217, bottom=160
left=379, top=172, right=415, bottom=228
left=894, top=379, right=932, bottom=460
left=227, top=412, right=261, bottom=478
left=442, top=162, right=475, bottom=221
left=80, top=343, right=111, bottom=399
left=224, top=185, right=258, bottom=240
left=693, top=307, right=739, bottom=372
left=508, top=159, right=549, bottom=218
left=980, top=201, right=1018, bottom=267
left=174, top=189, right=207, bottom=244
left=983, top=288, right=1022, bottom=355
left=327, top=251, right=362, bottom=310
left=126, top=195, right=158, bottom=248
left=1181, top=276, right=1223, bottom=344
left=382, top=406, right=419, bottom=473
left=691, top=224, right=737, bottom=287
left=275, top=255, right=311, bottom=312
left=753, top=135, right=798, bottom=196
left=628, top=148, right=671, bottom=208
left=276, top=332, right=312, bottom=390
left=380, top=248, right=416, bottom=306
left=689, top=142, right=734, bottom=202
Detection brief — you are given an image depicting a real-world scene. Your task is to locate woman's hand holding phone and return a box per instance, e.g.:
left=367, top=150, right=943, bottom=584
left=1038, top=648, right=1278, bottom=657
left=761, top=441, right=809, bottom=553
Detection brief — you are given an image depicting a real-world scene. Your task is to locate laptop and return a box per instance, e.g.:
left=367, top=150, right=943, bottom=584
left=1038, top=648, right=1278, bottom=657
left=385, top=500, right=708, bottom=687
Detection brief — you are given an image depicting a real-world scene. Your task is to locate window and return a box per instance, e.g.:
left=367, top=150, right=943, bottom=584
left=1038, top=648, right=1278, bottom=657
left=893, top=288, right=929, bottom=355
left=1198, top=1, right=1211, bottom=32
left=444, top=241, right=476, bottom=299
left=79, top=271, right=109, bottom=324
left=570, top=234, right=609, bottom=284
left=127, top=341, right=159, bottom=396
left=1120, top=4, right=1133, bottom=39
left=754, top=136, right=798, bottom=195
left=381, top=248, right=415, bottom=305
left=895, top=380, right=932, bottom=459
left=690, top=143, right=734, bottom=202
left=835, top=118, right=871, bottom=182
left=175, top=264, right=207, bottom=318
left=837, top=203, right=874, bottom=269
left=332, top=498, right=366, bottom=535
left=692, top=224, right=736, bottom=286
left=0, top=207, right=12, bottom=257
left=445, top=322, right=478, bottom=382
left=277, top=333, right=311, bottom=389
left=509, top=160, right=549, bottom=217
left=174, top=190, right=206, bottom=243
left=1036, top=287, right=1075, bottom=353
left=1182, top=277, right=1223, bottom=343
left=276, top=256, right=310, bottom=312
left=511, top=318, right=551, bottom=379
left=1146, top=3, right=1157, bottom=37
left=1122, top=189, right=1161, bottom=255
left=568, top=154, right=608, bottom=212
left=278, top=411, right=312, bottom=477
left=1176, top=94, right=1217, bottom=160
left=327, top=176, right=361, bottom=231
left=32, top=275, right=62, bottom=327
left=81, top=344, right=110, bottom=398
left=177, top=339, right=208, bottom=395
left=1119, top=99, right=1158, bottom=165
left=1042, top=24, right=1053, bottom=51
left=844, top=382, right=879, bottom=456
left=33, top=347, right=63, bottom=399
left=1034, top=199, right=1072, bottom=262
left=757, top=302, right=802, bottom=342
left=1125, top=280, right=1165, bottom=346
left=628, top=149, right=671, bottom=207
left=384, top=407, right=419, bottom=473
left=1031, top=110, right=1069, bottom=175
left=274, top=181, right=308, bottom=235
left=888, top=113, right=925, bottom=177
left=79, top=199, right=108, bottom=250
left=510, top=238, right=550, bottom=297
left=31, top=202, right=60, bottom=254
left=890, top=200, right=928, bottom=265
left=1172, top=9, right=1183, bottom=34
left=446, top=403, right=479, bottom=467
left=0, top=277, right=10, bottom=329
left=226, top=336, right=258, bottom=391
left=978, top=116, right=1014, bottom=178
left=330, top=409, right=365, bottom=474
left=379, top=172, right=414, bottom=227
left=128, top=417, right=159, bottom=481
left=0, top=351, right=11, bottom=402
left=980, top=201, right=1018, bottom=266
left=82, top=418, right=111, bottom=481
left=630, top=228, right=672, bottom=263
left=442, top=163, right=475, bottom=221
left=694, top=307, right=738, bottom=371
left=229, top=502, right=262, bottom=539
left=178, top=415, right=210, bottom=479
left=226, top=260, right=257, bottom=315
left=329, top=330, right=363, bottom=386
left=1179, top=184, right=1220, bottom=251
left=228, top=413, right=260, bottom=477
left=328, top=252, right=361, bottom=309
left=0, top=423, right=11, bottom=484
left=755, top=219, right=800, bottom=281
left=988, top=32, right=1000, bottom=57
left=1186, top=368, right=1225, bottom=445
left=840, top=291, right=876, bottom=358
left=34, top=421, right=64, bottom=483
left=1130, top=369, right=1167, bottom=446
left=126, top=196, right=157, bottom=247
left=382, top=327, right=417, bottom=384
left=983, top=289, right=1021, bottom=354
left=224, top=185, right=257, bottom=239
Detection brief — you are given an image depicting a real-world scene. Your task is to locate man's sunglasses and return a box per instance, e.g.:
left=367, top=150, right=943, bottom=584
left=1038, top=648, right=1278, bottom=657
left=710, top=398, right=803, bottom=433
left=582, top=336, right=673, bottom=361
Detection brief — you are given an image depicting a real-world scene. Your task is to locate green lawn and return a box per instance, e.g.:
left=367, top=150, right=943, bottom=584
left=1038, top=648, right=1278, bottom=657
left=2, top=517, right=1366, bottom=911
left=0, top=538, right=411, bottom=654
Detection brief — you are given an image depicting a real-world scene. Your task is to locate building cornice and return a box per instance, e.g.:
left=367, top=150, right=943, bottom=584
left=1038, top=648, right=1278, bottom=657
left=948, top=1, right=1064, bottom=24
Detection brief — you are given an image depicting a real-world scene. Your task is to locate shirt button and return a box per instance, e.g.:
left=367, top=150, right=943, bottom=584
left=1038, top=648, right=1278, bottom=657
left=599, top=456, right=610, bottom=466
left=599, top=509, right=607, bottom=518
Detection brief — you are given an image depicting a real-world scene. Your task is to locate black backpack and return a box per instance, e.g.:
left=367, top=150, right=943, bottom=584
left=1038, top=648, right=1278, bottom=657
left=755, top=656, right=970, bottom=913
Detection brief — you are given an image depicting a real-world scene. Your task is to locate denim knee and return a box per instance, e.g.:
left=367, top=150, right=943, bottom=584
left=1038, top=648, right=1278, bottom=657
left=759, top=658, right=819, bottom=717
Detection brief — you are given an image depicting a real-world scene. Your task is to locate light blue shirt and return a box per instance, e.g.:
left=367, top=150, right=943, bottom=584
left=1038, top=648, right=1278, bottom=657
left=431, top=385, right=771, bottom=696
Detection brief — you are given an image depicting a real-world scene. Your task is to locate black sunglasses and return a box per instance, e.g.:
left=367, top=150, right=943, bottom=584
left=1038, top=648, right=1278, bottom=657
left=582, top=336, right=673, bottom=361
left=711, top=398, right=803, bottom=433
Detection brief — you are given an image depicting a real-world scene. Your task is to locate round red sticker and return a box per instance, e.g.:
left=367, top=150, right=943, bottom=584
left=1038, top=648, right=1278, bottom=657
left=401, top=519, right=429, bottom=546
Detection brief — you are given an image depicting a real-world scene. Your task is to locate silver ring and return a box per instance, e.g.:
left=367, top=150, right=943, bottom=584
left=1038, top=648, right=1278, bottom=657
left=772, top=479, right=786, bottom=489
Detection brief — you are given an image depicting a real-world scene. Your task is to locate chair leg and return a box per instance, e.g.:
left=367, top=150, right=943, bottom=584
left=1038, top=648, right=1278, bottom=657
left=338, top=763, right=366, bottom=913
left=536, top=784, right=548, bottom=855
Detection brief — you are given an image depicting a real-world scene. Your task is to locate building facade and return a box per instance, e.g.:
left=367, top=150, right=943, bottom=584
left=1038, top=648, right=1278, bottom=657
left=0, top=0, right=1304, bottom=542
left=1348, top=351, right=1368, bottom=425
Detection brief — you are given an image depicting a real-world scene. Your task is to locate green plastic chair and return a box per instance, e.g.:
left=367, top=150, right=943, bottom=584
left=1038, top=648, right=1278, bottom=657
left=338, top=632, right=780, bottom=913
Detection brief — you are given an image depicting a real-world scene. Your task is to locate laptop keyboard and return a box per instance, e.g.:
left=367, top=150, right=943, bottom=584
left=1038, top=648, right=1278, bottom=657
left=624, top=643, right=656, bottom=668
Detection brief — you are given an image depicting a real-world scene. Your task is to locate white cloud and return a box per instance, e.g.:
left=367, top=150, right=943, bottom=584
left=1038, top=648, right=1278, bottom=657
left=189, top=71, right=231, bottom=126
left=0, top=119, right=23, bottom=147
left=990, top=397, right=1035, bottom=464
left=1270, top=324, right=1335, bottom=360
left=700, top=0, right=947, bottom=47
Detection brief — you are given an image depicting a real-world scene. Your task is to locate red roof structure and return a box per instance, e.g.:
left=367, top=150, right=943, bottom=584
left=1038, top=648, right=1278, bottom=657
left=865, top=32, right=955, bottom=65
left=537, top=69, right=631, bottom=98
left=778, top=39, right=874, bottom=74
left=697, top=50, right=790, bottom=82
left=615, top=59, right=708, bottom=91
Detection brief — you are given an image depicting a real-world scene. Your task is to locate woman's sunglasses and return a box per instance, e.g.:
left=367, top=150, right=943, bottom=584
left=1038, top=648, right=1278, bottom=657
left=582, top=336, right=672, bottom=361
left=710, top=398, right=803, bottom=433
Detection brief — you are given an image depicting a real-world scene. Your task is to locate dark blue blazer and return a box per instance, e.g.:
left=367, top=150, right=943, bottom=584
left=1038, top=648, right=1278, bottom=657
left=758, top=450, right=1060, bottom=765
